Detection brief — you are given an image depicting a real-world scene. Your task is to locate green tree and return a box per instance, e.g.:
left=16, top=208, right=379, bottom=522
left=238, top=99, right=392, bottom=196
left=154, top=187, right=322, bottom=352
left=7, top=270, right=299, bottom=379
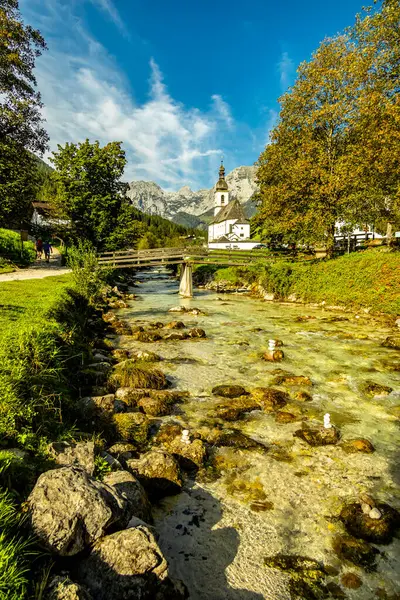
left=51, top=140, right=130, bottom=250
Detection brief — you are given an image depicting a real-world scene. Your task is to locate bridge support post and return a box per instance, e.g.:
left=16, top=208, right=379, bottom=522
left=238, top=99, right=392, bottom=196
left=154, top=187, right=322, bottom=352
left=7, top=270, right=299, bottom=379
left=179, top=262, right=193, bottom=298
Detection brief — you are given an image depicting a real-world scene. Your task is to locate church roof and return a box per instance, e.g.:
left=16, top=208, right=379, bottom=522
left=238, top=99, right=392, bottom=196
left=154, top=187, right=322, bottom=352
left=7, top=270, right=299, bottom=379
left=211, top=199, right=250, bottom=224
left=215, top=161, right=228, bottom=191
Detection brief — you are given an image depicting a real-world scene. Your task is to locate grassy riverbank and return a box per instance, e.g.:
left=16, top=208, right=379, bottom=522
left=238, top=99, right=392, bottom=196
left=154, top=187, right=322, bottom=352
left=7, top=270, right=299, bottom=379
left=194, top=250, right=400, bottom=316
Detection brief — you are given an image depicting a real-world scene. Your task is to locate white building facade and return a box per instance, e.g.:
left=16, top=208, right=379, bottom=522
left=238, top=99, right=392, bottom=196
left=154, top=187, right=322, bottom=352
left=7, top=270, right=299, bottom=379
left=208, top=163, right=256, bottom=248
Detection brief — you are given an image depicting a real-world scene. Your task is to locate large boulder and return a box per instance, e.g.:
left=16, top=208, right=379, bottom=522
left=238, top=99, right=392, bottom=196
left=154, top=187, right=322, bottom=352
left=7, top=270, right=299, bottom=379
left=48, top=441, right=95, bottom=475
left=46, top=575, right=92, bottom=600
left=76, top=526, right=169, bottom=600
left=212, top=384, right=248, bottom=398
left=340, top=501, right=400, bottom=544
left=103, top=470, right=152, bottom=524
left=27, top=467, right=128, bottom=556
left=127, top=450, right=182, bottom=500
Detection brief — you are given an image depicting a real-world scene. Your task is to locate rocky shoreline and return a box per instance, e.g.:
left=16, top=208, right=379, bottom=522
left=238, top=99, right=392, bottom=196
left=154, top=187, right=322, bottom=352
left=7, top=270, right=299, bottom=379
left=22, top=276, right=400, bottom=600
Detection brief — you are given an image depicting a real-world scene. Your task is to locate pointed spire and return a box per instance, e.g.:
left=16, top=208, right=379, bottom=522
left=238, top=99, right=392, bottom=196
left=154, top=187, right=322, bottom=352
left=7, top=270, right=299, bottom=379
left=216, top=158, right=228, bottom=191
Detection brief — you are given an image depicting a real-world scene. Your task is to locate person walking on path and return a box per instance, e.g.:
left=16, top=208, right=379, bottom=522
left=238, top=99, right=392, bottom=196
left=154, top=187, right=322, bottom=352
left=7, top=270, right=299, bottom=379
left=43, top=240, right=53, bottom=263
left=35, top=238, right=43, bottom=259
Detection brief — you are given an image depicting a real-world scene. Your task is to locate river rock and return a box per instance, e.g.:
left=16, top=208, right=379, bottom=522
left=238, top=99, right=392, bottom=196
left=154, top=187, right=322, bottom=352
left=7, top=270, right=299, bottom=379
left=103, top=470, right=152, bottom=524
left=82, top=394, right=125, bottom=415
left=108, top=443, right=137, bottom=462
left=28, top=466, right=128, bottom=556
left=76, top=526, right=171, bottom=600
left=113, top=413, right=149, bottom=446
left=262, top=350, right=284, bottom=362
left=340, top=501, right=400, bottom=544
left=341, top=439, right=375, bottom=454
left=163, top=331, right=189, bottom=341
left=165, top=321, right=185, bottom=329
left=294, top=424, right=340, bottom=446
left=168, top=306, right=187, bottom=313
left=134, top=331, right=163, bottom=343
left=341, top=573, right=362, bottom=589
left=150, top=389, right=190, bottom=403
left=251, top=388, right=289, bottom=412
left=188, top=327, right=207, bottom=338
left=48, top=441, right=95, bottom=475
left=214, top=396, right=261, bottom=421
left=361, top=380, right=393, bottom=396
left=99, top=451, right=122, bottom=471
left=138, top=396, right=171, bottom=417
left=46, top=574, right=92, bottom=600
left=129, top=350, right=162, bottom=362
left=103, top=311, right=117, bottom=323
left=381, top=335, right=400, bottom=350
left=275, top=411, right=299, bottom=424
left=115, top=387, right=148, bottom=406
left=295, top=391, right=313, bottom=402
left=332, top=534, right=379, bottom=571
left=92, top=352, right=112, bottom=364
left=271, top=373, right=313, bottom=386
left=127, top=450, right=182, bottom=500
left=112, top=349, right=130, bottom=360
left=111, top=320, right=133, bottom=336
left=211, top=428, right=268, bottom=452
left=148, top=321, right=164, bottom=329
left=212, top=384, right=248, bottom=398
left=154, top=423, right=206, bottom=469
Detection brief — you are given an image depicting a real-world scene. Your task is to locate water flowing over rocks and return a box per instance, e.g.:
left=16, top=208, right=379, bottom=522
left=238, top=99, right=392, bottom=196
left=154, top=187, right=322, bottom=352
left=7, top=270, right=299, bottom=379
left=28, top=466, right=129, bottom=556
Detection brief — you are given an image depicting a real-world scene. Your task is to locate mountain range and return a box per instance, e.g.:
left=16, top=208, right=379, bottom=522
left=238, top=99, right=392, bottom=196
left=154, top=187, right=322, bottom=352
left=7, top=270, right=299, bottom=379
left=126, top=165, right=259, bottom=228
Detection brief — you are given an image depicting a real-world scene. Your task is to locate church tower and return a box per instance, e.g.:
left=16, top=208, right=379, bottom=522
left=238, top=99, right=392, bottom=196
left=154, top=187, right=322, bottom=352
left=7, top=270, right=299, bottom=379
left=214, top=161, right=229, bottom=216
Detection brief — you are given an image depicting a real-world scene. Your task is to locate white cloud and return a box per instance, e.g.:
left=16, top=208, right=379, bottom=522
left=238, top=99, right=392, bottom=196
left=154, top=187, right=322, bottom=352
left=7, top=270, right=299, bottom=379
left=277, top=51, right=295, bottom=92
left=211, top=94, right=234, bottom=129
left=89, top=0, right=127, bottom=36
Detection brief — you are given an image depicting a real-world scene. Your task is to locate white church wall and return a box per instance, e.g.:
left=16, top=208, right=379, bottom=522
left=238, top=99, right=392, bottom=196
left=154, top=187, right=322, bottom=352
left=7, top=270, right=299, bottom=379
left=214, top=191, right=229, bottom=216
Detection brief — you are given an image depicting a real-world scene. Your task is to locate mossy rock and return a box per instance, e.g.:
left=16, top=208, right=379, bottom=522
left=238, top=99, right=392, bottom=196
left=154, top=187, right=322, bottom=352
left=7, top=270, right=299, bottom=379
left=340, top=501, right=400, bottom=544
left=134, top=331, right=162, bottom=342
left=332, top=534, right=379, bottom=571
left=381, top=336, right=400, bottom=350
left=340, top=439, right=375, bottom=454
left=111, top=363, right=167, bottom=389
left=113, top=413, right=149, bottom=447
left=214, top=396, right=260, bottom=421
left=264, top=554, right=330, bottom=599
left=163, top=331, right=189, bottom=341
left=294, top=424, right=340, bottom=446
left=295, top=391, right=313, bottom=402
left=138, top=396, right=170, bottom=417
left=271, top=374, right=313, bottom=386
left=275, top=411, right=299, bottom=424
left=188, top=327, right=207, bottom=338
left=212, top=384, right=248, bottom=398
left=361, top=380, right=393, bottom=397
left=164, top=321, right=185, bottom=329
left=251, top=388, right=289, bottom=412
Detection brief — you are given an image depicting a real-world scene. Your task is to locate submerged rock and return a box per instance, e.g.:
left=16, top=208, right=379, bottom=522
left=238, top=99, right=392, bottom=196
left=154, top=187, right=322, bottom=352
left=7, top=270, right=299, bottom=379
left=148, top=321, right=164, bottom=329
left=361, top=380, right=393, bottom=397
left=103, top=470, right=152, bottom=524
left=381, top=336, right=400, bottom=350
left=211, top=428, right=268, bottom=452
left=341, top=439, right=375, bottom=454
left=163, top=331, right=189, bottom=341
left=341, top=572, right=362, bottom=589
left=28, top=466, right=127, bottom=556
left=214, top=396, right=261, bottom=421
left=165, top=321, right=185, bottom=329
left=250, top=387, right=289, bottom=412
left=332, top=535, right=379, bottom=571
left=264, top=554, right=329, bottom=599
left=127, top=450, right=182, bottom=500
left=262, top=350, right=284, bottom=362
left=212, top=384, right=248, bottom=398
left=48, top=441, right=95, bottom=475
left=340, top=501, right=400, bottom=544
left=271, top=374, right=313, bottom=386
left=134, top=331, right=162, bottom=343
left=275, top=411, right=299, bottom=424
left=294, top=424, right=340, bottom=446
left=295, top=391, right=313, bottom=402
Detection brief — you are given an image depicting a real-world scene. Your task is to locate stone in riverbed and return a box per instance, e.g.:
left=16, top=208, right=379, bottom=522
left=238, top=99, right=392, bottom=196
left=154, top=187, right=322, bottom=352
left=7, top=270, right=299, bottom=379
left=381, top=335, right=400, bottom=350
left=361, top=380, right=393, bottom=397
left=103, top=470, right=152, bottom=524
left=113, top=413, right=149, bottom=447
left=163, top=331, right=189, bottom=341
left=168, top=306, right=187, bottom=313
left=164, top=321, right=185, bottom=329
left=138, top=396, right=171, bottom=417
left=214, top=396, right=261, bottom=421
left=127, top=450, right=182, bottom=500
left=27, top=466, right=128, bottom=556
left=107, top=443, right=137, bottom=462
left=148, top=321, right=164, bottom=329
left=212, top=384, right=248, bottom=398
left=250, top=388, right=289, bottom=412
left=332, top=534, right=379, bottom=571
left=275, top=411, right=299, bottom=424
left=129, top=350, right=162, bottom=362
left=262, top=350, right=284, bottom=362
left=154, top=423, right=206, bottom=469
left=295, top=391, right=313, bottom=402
left=294, top=424, right=340, bottom=446
left=48, top=441, right=95, bottom=475
left=76, top=526, right=187, bottom=600
left=213, top=429, right=268, bottom=452
left=188, top=327, right=207, bottom=338
left=115, top=387, right=148, bottom=406
left=341, top=572, right=362, bottom=589
left=271, top=373, right=313, bottom=386
left=112, top=348, right=130, bottom=360
left=134, top=331, right=163, bottom=342
left=340, top=501, right=400, bottom=544
left=341, top=439, right=375, bottom=454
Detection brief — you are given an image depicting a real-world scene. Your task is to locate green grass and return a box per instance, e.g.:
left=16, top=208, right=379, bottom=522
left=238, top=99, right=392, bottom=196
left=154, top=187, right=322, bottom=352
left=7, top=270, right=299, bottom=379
left=0, top=274, right=72, bottom=336
left=0, top=229, right=35, bottom=266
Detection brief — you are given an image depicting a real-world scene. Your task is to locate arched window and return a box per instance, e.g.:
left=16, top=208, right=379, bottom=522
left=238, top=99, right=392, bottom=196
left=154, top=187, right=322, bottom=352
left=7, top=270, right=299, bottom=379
left=221, top=194, right=225, bottom=204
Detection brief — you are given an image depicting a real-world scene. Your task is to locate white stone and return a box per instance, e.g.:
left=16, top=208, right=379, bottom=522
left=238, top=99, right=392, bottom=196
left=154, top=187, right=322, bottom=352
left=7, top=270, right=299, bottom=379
left=181, top=430, right=191, bottom=445
left=361, top=502, right=371, bottom=514
left=369, top=507, right=382, bottom=520
left=323, top=413, right=332, bottom=429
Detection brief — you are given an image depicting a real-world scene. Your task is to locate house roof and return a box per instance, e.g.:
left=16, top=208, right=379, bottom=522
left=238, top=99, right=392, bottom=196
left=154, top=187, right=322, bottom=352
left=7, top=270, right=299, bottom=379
left=211, top=199, right=250, bottom=224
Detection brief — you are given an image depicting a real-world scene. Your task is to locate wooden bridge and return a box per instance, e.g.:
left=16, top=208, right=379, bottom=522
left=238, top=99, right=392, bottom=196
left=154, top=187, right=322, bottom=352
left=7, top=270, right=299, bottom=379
left=98, top=246, right=269, bottom=298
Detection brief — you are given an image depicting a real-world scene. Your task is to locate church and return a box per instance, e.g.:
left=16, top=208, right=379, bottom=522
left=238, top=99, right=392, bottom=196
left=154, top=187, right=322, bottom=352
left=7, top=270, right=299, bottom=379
left=208, top=162, right=256, bottom=249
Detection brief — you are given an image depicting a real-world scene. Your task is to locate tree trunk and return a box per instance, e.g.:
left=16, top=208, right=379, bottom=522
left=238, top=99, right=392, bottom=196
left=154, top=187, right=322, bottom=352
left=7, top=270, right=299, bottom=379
left=386, top=221, right=393, bottom=245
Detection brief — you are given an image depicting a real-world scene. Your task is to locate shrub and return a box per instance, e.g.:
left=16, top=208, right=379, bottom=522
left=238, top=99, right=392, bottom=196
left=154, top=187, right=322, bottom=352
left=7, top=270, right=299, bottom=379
left=66, top=241, right=108, bottom=305
left=110, top=362, right=167, bottom=389
left=0, top=228, right=35, bottom=266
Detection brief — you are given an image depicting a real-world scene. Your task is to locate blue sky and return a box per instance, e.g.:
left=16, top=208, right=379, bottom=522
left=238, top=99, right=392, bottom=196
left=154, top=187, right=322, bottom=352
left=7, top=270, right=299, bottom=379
left=20, top=0, right=367, bottom=190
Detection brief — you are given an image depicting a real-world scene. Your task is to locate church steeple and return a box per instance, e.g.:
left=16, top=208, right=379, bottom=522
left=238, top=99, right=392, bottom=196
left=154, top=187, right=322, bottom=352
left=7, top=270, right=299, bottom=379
left=214, top=160, right=229, bottom=216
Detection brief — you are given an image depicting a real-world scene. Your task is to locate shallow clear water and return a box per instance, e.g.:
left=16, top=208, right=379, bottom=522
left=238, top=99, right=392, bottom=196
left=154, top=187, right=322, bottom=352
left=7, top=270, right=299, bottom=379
left=117, top=269, right=400, bottom=600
